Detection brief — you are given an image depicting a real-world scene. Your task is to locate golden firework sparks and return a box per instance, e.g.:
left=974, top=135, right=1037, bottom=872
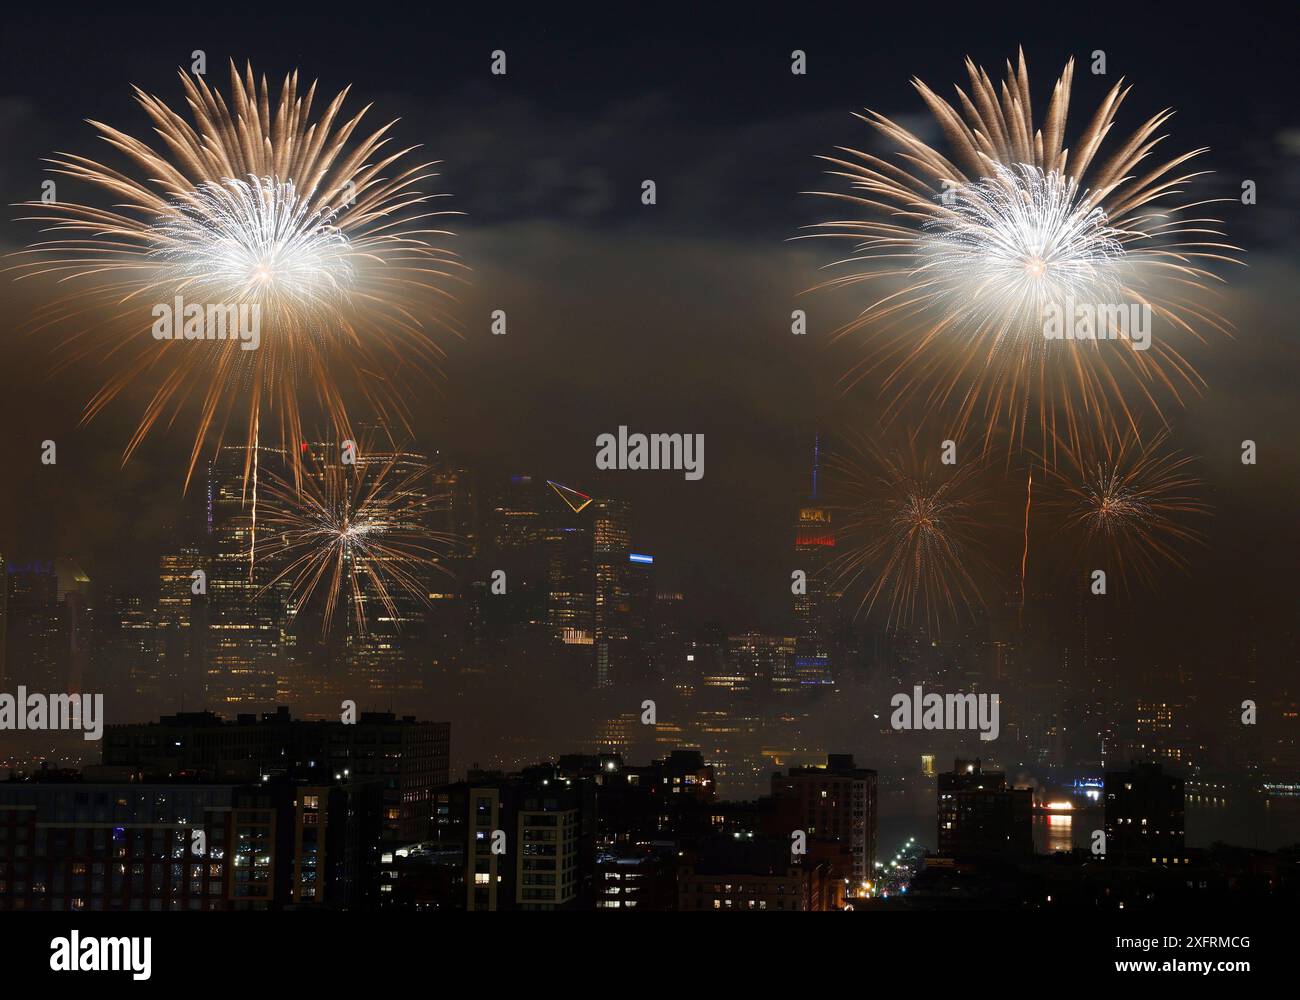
left=1044, top=427, right=1209, bottom=591
left=11, top=61, right=464, bottom=492
left=823, top=432, right=994, bottom=632
left=804, top=51, right=1241, bottom=455
left=255, top=438, right=456, bottom=636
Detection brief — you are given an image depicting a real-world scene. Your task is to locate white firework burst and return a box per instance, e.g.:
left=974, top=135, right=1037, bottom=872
left=918, top=164, right=1127, bottom=335
left=151, top=176, right=357, bottom=317
left=807, top=52, right=1242, bottom=453
left=10, top=62, right=464, bottom=491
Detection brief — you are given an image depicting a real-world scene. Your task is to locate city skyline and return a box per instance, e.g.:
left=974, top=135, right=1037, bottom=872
left=0, top=7, right=1296, bottom=968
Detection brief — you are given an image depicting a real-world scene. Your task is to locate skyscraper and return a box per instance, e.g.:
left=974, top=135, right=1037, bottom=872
left=722, top=632, right=794, bottom=699
left=768, top=754, right=878, bottom=887
left=0, top=554, right=6, bottom=688
left=3, top=559, right=89, bottom=693
left=4, top=561, right=59, bottom=690
left=485, top=474, right=549, bottom=628
left=543, top=524, right=594, bottom=644
left=791, top=436, right=836, bottom=691
left=937, top=758, right=1033, bottom=860
left=205, top=445, right=289, bottom=708
left=1104, top=762, right=1186, bottom=866
left=592, top=498, right=631, bottom=689
left=157, top=544, right=206, bottom=705
left=347, top=437, right=440, bottom=697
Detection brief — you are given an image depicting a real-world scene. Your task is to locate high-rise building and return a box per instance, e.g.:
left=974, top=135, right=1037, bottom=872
left=102, top=591, right=161, bottom=704
left=790, top=436, right=836, bottom=691
left=623, top=550, right=656, bottom=685
left=0, top=554, right=7, bottom=687
left=593, top=498, right=631, bottom=688
left=678, top=836, right=837, bottom=911
left=555, top=750, right=717, bottom=847
left=597, top=846, right=677, bottom=911
left=205, top=445, right=290, bottom=708
left=721, top=632, right=794, bottom=698
left=3, top=559, right=91, bottom=693
left=293, top=435, right=442, bottom=698
left=653, top=591, right=689, bottom=687
left=430, top=460, right=478, bottom=569
left=1103, top=762, right=1186, bottom=866
left=768, top=754, right=877, bottom=887
left=936, top=758, right=1033, bottom=860
left=102, top=707, right=449, bottom=844
left=156, top=545, right=206, bottom=706
left=0, top=770, right=382, bottom=911
left=350, top=438, right=439, bottom=637
left=543, top=524, right=594, bottom=642
left=457, top=764, right=597, bottom=911
left=1127, top=699, right=1189, bottom=767
left=57, top=561, right=93, bottom=695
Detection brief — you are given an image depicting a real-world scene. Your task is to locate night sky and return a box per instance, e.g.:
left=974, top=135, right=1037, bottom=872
left=0, top=5, right=1296, bottom=642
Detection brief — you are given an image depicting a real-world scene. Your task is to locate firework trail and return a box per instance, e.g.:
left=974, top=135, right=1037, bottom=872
left=11, top=62, right=464, bottom=493
left=1042, top=428, right=1209, bottom=591
left=255, top=438, right=456, bottom=636
left=823, top=432, right=995, bottom=633
left=804, top=51, right=1241, bottom=456
left=250, top=413, right=260, bottom=578
left=1021, top=465, right=1033, bottom=617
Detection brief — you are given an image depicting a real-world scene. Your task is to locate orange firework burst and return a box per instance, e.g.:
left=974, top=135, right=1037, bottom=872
left=10, top=61, right=463, bottom=491
left=823, top=432, right=994, bottom=632
left=255, top=438, right=455, bottom=636
left=1044, top=428, right=1208, bottom=591
left=804, top=50, right=1241, bottom=455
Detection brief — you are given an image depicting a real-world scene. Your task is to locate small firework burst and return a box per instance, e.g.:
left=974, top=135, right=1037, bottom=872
left=1044, top=428, right=1209, bottom=590
left=823, top=432, right=993, bottom=632
left=256, top=439, right=455, bottom=636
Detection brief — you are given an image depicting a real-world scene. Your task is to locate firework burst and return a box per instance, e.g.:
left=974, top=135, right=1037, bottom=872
left=255, top=440, right=456, bottom=636
left=823, top=433, right=994, bottom=632
left=11, top=61, right=464, bottom=490
left=1043, top=428, right=1208, bottom=591
left=805, top=51, right=1241, bottom=454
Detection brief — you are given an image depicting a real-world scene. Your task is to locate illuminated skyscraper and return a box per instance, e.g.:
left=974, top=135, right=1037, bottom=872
left=544, top=524, right=594, bottom=643
left=1104, top=762, right=1186, bottom=866
left=158, top=547, right=202, bottom=627
left=791, top=436, right=836, bottom=691
left=623, top=552, right=656, bottom=685
left=653, top=591, right=689, bottom=687
left=57, top=560, right=93, bottom=695
left=769, top=754, right=878, bottom=886
left=102, top=590, right=161, bottom=704
left=205, top=445, right=289, bottom=708
left=432, top=461, right=478, bottom=570
left=3, top=559, right=91, bottom=693
left=486, top=474, right=549, bottom=628
left=722, top=632, right=794, bottom=699
left=157, top=544, right=206, bottom=703
left=593, top=498, right=631, bottom=688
